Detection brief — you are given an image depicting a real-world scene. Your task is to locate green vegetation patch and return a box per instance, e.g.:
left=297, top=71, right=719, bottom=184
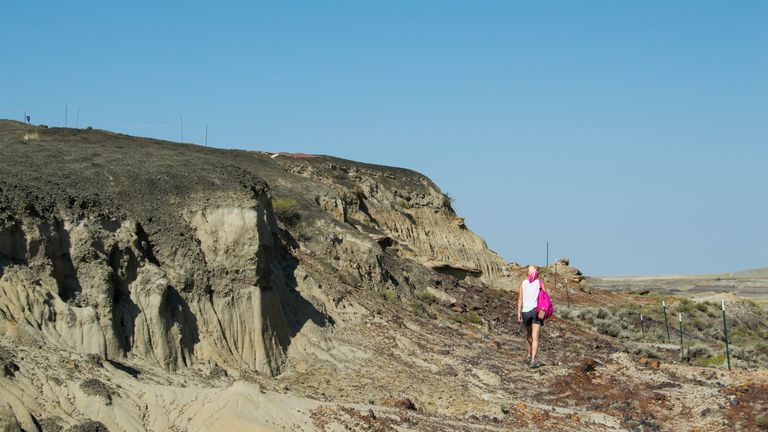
left=271, top=197, right=300, bottom=224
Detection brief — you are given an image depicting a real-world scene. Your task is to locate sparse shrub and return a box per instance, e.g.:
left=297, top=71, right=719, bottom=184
left=410, top=301, right=436, bottom=319
left=80, top=378, right=113, bottom=405
left=755, top=343, right=768, bottom=357
left=703, top=326, right=722, bottom=340
left=632, top=345, right=661, bottom=359
left=700, top=353, right=727, bottom=368
left=705, top=307, right=719, bottom=318
left=466, top=310, right=482, bottom=325
left=208, top=364, right=228, bottom=379
left=379, top=289, right=397, bottom=303
left=559, top=306, right=574, bottom=320
left=692, top=318, right=709, bottom=332
left=596, top=308, right=610, bottom=320
left=578, top=309, right=595, bottom=324
left=732, top=347, right=757, bottom=362
left=695, top=302, right=709, bottom=313
left=85, top=353, right=103, bottom=368
left=65, top=421, right=109, bottom=432
left=450, top=313, right=466, bottom=324
left=271, top=197, right=300, bottom=225
left=416, top=290, right=436, bottom=304
left=756, top=415, right=768, bottom=430
left=676, top=298, right=695, bottom=314
left=596, top=319, right=620, bottom=337
left=399, top=199, right=412, bottom=209
left=688, top=344, right=715, bottom=361
left=38, top=416, right=63, bottom=432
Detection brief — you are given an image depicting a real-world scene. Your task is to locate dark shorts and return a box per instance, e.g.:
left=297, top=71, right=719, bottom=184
left=522, top=309, right=544, bottom=326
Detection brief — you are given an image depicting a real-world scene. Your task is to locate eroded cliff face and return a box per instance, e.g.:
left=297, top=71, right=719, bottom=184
left=0, top=194, right=293, bottom=376
left=273, top=156, right=515, bottom=292
left=0, top=120, right=512, bottom=382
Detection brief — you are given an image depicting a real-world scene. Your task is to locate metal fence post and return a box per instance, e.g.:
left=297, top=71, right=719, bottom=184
left=640, top=314, right=645, bottom=339
left=565, top=279, right=570, bottom=308
left=722, top=301, right=731, bottom=371
left=662, top=301, right=671, bottom=342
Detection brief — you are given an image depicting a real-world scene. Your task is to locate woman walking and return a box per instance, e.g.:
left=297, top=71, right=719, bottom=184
left=518, top=265, right=545, bottom=368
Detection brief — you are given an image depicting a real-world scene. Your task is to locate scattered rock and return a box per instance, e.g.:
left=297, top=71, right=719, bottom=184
left=383, top=398, right=416, bottom=411
left=0, top=347, right=19, bottom=378
left=2, top=362, right=19, bottom=379
left=208, top=364, right=228, bottom=379
left=84, top=354, right=103, bottom=368
left=580, top=358, right=599, bottom=373
left=426, top=286, right=457, bottom=306
left=375, top=236, right=394, bottom=249
left=639, top=357, right=661, bottom=369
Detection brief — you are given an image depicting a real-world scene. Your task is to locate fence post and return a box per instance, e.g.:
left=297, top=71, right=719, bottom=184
left=565, top=279, right=570, bottom=308
left=554, top=262, right=558, bottom=295
left=662, top=301, right=671, bottom=342
left=722, top=301, right=731, bottom=371
left=678, top=313, right=684, bottom=362
left=640, top=314, right=645, bottom=339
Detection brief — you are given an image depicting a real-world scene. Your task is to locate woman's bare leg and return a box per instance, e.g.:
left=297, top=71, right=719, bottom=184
left=531, top=323, right=541, bottom=362
left=525, top=325, right=533, bottom=358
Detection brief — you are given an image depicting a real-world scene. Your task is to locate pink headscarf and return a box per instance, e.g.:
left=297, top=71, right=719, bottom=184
left=528, top=269, right=539, bottom=283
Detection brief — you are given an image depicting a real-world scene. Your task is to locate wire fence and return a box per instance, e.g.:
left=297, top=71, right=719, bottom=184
left=636, top=315, right=707, bottom=342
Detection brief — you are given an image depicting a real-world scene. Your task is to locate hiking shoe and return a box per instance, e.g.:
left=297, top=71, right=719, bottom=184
left=530, top=360, right=541, bottom=369
left=524, top=356, right=531, bottom=365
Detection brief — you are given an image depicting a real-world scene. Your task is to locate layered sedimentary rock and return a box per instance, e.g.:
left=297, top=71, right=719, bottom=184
left=0, top=120, right=512, bottom=379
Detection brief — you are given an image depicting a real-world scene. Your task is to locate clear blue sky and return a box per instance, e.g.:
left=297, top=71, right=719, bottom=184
left=2, top=1, right=766, bottom=276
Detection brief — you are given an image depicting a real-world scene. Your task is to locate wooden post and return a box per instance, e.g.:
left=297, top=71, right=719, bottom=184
left=662, top=301, right=671, bottom=342
left=679, top=313, right=684, bottom=362
left=722, top=301, right=731, bottom=371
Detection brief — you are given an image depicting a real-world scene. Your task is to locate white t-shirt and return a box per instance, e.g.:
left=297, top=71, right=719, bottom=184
left=521, top=279, right=541, bottom=313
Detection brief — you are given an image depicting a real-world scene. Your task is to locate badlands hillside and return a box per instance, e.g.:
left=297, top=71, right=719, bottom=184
left=0, top=120, right=766, bottom=431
